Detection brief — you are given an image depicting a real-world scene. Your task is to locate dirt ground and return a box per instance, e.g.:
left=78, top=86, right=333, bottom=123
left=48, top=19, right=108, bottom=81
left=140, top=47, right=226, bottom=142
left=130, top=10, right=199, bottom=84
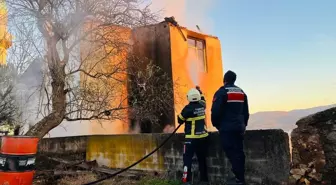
left=33, top=172, right=185, bottom=185
left=33, top=173, right=139, bottom=185
left=32, top=155, right=182, bottom=185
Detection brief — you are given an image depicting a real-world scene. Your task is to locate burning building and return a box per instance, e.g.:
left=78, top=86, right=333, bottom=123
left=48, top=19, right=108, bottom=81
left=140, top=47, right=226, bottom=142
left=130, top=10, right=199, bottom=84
left=82, top=18, right=223, bottom=134
left=1, top=6, right=223, bottom=136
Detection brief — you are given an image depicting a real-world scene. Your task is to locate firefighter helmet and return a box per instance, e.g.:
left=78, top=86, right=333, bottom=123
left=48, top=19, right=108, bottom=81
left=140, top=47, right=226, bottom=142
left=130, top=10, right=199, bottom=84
left=187, top=88, right=201, bottom=102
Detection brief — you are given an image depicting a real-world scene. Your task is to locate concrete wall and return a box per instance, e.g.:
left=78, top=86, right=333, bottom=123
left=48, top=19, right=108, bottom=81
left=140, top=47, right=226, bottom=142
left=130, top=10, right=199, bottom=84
left=38, top=136, right=87, bottom=160
left=36, top=130, right=290, bottom=185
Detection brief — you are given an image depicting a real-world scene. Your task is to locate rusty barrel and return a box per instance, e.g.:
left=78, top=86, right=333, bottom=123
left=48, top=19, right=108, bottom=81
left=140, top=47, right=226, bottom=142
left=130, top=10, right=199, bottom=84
left=0, top=136, right=39, bottom=185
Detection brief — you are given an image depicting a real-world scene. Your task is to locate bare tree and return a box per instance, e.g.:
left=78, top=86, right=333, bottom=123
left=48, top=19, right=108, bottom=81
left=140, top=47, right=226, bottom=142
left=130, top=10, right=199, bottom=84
left=6, top=0, right=178, bottom=138
left=0, top=64, right=17, bottom=125
left=127, top=55, right=182, bottom=133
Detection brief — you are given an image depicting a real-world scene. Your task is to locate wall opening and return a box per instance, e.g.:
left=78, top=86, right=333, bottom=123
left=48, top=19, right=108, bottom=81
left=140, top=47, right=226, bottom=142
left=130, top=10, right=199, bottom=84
left=187, top=37, right=207, bottom=73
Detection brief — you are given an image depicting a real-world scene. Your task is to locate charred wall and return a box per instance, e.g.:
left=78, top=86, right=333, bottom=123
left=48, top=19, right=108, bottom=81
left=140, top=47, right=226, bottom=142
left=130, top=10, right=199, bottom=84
left=129, top=22, right=174, bottom=133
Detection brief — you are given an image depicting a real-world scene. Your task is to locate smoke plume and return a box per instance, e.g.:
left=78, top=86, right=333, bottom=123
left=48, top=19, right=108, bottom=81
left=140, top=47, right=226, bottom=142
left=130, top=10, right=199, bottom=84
left=150, top=0, right=216, bottom=34
left=150, top=0, right=217, bottom=87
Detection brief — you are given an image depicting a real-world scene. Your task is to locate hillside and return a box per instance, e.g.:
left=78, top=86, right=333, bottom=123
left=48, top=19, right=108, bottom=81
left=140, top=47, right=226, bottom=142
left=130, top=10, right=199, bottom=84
left=247, top=104, right=336, bottom=133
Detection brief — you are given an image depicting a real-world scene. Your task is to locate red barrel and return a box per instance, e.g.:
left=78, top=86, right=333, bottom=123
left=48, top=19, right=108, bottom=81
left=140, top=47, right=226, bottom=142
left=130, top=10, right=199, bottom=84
left=0, top=136, right=39, bottom=185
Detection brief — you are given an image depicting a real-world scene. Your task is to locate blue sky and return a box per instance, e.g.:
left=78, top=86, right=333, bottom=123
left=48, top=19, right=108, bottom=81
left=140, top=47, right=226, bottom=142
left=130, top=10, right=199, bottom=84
left=186, top=0, right=336, bottom=113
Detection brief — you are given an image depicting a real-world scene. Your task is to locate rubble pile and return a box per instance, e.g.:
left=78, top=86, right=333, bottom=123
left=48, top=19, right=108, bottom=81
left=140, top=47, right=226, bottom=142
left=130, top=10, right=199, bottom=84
left=290, top=107, right=336, bottom=185
left=291, top=122, right=325, bottom=184
left=289, top=163, right=323, bottom=184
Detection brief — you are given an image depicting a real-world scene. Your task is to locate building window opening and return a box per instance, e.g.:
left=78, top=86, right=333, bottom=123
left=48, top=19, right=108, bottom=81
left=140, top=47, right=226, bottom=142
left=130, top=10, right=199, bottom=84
left=187, top=37, right=207, bottom=72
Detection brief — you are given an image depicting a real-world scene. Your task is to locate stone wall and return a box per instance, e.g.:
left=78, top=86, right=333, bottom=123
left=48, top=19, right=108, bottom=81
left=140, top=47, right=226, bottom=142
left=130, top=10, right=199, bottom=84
left=291, top=118, right=325, bottom=184
left=85, top=130, right=290, bottom=185
left=291, top=107, right=336, bottom=185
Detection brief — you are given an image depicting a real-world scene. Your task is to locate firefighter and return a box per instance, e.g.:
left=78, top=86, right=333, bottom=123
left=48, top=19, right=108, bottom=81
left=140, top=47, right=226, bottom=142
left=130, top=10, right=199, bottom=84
left=177, top=87, right=209, bottom=185
left=211, top=70, right=249, bottom=185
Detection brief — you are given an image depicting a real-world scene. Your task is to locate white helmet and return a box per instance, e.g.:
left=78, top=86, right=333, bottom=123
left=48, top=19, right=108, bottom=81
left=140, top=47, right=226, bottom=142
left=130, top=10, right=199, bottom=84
left=187, top=88, right=201, bottom=102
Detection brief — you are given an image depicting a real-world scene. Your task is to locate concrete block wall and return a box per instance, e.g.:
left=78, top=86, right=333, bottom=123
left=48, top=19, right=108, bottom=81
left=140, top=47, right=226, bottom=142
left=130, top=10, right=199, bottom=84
left=85, top=130, right=290, bottom=185
left=34, top=130, right=290, bottom=184
left=38, top=136, right=87, bottom=160
left=86, top=134, right=166, bottom=171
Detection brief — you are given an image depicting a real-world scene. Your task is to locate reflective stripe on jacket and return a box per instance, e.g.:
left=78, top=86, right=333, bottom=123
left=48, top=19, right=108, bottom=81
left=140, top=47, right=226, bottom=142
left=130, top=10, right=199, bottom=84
left=211, top=84, right=249, bottom=132
left=177, top=95, right=208, bottom=139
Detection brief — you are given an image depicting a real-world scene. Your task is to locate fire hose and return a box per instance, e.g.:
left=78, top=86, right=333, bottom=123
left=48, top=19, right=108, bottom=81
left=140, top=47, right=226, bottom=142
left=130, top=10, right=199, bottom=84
left=82, top=124, right=183, bottom=185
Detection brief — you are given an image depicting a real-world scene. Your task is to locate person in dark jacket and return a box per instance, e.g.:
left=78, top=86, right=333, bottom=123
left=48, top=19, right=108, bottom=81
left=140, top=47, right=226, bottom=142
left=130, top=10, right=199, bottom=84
left=178, top=87, right=209, bottom=185
left=211, top=70, right=249, bottom=185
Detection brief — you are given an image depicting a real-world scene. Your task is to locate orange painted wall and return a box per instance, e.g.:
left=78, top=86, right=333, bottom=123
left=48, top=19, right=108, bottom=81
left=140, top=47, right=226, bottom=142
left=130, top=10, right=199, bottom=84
left=169, top=24, right=223, bottom=132
left=80, top=23, right=131, bottom=134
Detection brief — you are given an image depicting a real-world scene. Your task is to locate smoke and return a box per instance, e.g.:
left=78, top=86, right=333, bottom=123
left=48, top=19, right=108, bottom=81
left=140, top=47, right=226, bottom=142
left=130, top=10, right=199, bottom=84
left=150, top=0, right=217, bottom=87
left=150, top=0, right=187, bottom=25
left=150, top=0, right=216, bottom=34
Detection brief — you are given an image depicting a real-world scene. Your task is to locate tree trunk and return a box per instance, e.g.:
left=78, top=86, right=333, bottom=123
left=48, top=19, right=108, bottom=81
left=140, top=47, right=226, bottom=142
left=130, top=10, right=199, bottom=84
left=25, top=36, right=67, bottom=139
left=25, top=111, right=65, bottom=138
left=25, top=78, right=66, bottom=138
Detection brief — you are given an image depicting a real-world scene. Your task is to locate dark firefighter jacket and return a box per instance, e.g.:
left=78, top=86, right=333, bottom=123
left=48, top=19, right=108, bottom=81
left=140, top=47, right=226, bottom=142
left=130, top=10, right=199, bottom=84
left=177, top=95, right=208, bottom=139
left=211, top=84, right=249, bottom=132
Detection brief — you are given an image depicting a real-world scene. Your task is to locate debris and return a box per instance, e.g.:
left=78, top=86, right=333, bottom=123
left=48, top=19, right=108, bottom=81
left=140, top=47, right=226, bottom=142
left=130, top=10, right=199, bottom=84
left=299, top=177, right=310, bottom=185
left=291, top=107, right=336, bottom=183
left=292, top=175, right=302, bottom=181
left=47, top=157, right=146, bottom=179
left=308, top=171, right=322, bottom=182
left=290, top=169, right=305, bottom=176
left=290, top=163, right=324, bottom=184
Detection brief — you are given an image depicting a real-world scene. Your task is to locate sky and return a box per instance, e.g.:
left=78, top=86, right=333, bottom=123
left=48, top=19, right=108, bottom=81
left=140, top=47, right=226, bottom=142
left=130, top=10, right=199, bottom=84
left=152, top=0, right=336, bottom=113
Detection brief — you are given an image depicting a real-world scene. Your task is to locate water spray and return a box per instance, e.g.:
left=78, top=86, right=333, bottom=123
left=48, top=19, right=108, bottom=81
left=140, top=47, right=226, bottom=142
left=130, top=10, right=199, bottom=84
left=189, top=62, right=199, bottom=86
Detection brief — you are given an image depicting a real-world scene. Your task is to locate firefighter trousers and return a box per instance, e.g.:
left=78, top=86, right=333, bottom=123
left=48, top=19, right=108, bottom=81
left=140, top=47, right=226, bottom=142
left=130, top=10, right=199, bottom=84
left=182, top=137, right=209, bottom=183
left=220, top=131, right=245, bottom=182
